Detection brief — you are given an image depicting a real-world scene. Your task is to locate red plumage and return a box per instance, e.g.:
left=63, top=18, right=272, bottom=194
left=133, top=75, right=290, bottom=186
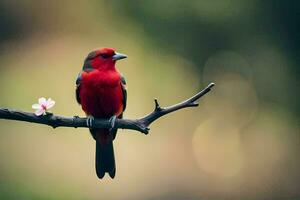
left=76, top=47, right=127, bottom=179
left=80, top=69, right=124, bottom=118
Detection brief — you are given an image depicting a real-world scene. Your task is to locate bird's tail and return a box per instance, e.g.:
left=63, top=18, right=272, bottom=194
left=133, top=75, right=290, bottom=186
left=91, top=129, right=116, bottom=179
left=95, top=139, right=116, bottom=179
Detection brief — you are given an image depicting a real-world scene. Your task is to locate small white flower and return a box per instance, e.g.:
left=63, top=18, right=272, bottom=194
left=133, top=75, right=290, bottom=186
left=32, top=97, right=55, bottom=116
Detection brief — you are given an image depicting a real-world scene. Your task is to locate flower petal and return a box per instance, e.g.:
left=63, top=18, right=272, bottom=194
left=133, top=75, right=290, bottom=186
left=35, top=109, right=45, bottom=116
left=38, top=97, right=47, bottom=105
left=32, top=104, right=41, bottom=109
left=46, top=98, right=55, bottom=109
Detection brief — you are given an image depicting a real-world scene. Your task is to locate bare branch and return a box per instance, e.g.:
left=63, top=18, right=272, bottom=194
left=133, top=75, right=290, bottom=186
left=0, top=83, right=215, bottom=134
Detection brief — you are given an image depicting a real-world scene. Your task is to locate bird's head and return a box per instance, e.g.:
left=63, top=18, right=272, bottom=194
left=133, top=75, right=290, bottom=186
left=83, top=47, right=127, bottom=71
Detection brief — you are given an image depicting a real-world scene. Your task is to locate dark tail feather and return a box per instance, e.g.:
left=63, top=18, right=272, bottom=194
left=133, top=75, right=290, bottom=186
left=95, top=140, right=116, bottom=179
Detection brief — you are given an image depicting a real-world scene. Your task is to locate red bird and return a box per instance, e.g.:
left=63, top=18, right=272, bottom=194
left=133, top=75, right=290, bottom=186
left=76, top=47, right=127, bottom=179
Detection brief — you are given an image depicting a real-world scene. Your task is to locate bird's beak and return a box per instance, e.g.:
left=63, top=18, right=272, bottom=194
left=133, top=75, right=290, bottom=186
left=112, top=52, right=127, bottom=61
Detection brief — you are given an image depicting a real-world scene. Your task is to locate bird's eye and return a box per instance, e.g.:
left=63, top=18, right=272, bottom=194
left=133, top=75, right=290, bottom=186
left=100, top=54, right=110, bottom=59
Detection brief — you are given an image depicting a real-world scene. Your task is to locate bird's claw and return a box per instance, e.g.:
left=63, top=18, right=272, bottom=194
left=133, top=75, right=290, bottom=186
left=109, top=115, right=117, bottom=133
left=86, top=116, right=94, bottom=128
left=86, top=115, right=116, bottom=132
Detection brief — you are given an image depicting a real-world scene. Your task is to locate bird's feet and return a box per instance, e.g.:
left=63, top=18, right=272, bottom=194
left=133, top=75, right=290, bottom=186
left=109, top=115, right=117, bottom=133
left=86, top=115, right=94, bottom=128
left=86, top=115, right=116, bottom=132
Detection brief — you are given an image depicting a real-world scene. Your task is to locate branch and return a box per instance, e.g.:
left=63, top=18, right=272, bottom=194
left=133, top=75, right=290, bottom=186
left=0, top=83, right=215, bottom=134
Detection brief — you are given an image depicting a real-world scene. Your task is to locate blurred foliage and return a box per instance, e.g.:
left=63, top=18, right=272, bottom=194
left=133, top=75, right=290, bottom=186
left=111, top=0, right=300, bottom=114
left=0, top=0, right=299, bottom=200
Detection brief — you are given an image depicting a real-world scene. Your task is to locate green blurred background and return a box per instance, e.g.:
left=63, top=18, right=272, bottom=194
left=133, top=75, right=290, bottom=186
left=0, top=1, right=299, bottom=199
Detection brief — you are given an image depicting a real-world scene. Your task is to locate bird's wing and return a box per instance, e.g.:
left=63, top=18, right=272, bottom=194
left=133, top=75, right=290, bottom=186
left=75, top=71, right=83, bottom=104
left=76, top=63, right=95, bottom=105
left=120, top=74, right=127, bottom=112
left=111, top=74, right=127, bottom=140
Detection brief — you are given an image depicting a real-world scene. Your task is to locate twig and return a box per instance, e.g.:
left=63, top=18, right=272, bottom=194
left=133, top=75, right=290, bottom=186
left=0, top=83, right=215, bottom=134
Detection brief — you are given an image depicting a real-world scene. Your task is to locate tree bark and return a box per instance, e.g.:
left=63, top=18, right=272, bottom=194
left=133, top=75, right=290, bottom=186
left=0, top=83, right=215, bottom=134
